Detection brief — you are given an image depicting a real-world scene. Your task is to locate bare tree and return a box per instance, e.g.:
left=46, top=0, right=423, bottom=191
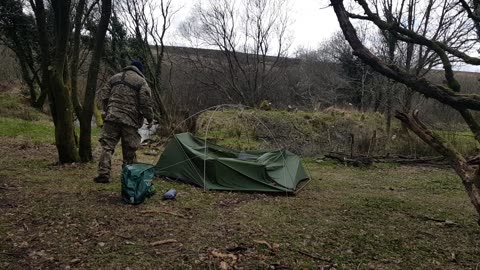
left=179, top=0, right=292, bottom=106
left=117, top=0, right=178, bottom=122
left=0, top=0, right=46, bottom=108
left=294, top=47, right=350, bottom=109
left=79, top=0, right=111, bottom=161
left=330, top=0, right=480, bottom=222
left=0, top=0, right=112, bottom=163
left=27, top=0, right=82, bottom=162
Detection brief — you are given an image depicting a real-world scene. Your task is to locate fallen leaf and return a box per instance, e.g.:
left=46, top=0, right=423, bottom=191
left=444, top=220, right=457, bottom=226
left=220, top=261, right=229, bottom=270
left=253, top=240, right=272, bottom=249
left=211, top=250, right=238, bottom=261
left=450, top=252, right=457, bottom=262
left=70, top=258, right=81, bottom=264
left=150, top=239, right=177, bottom=246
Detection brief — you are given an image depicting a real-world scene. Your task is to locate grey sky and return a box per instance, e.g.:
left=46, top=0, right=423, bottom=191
left=162, top=0, right=479, bottom=72
left=164, top=0, right=340, bottom=55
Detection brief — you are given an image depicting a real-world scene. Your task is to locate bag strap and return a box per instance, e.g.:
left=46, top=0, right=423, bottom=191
left=111, top=71, right=142, bottom=92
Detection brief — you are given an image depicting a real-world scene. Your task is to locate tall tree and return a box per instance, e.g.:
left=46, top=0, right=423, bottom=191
left=72, top=0, right=112, bottom=162
left=0, top=0, right=46, bottom=108
left=14, top=0, right=113, bottom=163
left=330, top=0, right=480, bottom=223
left=116, top=0, right=177, bottom=122
left=29, top=0, right=79, bottom=163
left=180, top=0, right=291, bottom=106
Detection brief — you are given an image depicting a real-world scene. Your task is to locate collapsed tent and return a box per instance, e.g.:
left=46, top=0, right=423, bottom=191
left=154, top=133, right=309, bottom=193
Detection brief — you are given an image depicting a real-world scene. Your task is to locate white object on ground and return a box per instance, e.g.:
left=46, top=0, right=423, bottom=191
left=138, top=121, right=158, bottom=143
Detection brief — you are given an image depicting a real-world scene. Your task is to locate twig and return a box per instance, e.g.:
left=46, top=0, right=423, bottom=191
left=0, top=251, right=20, bottom=257
left=140, top=209, right=187, bottom=218
left=114, top=233, right=133, bottom=240
left=294, top=249, right=333, bottom=262
left=150, top=239, right=177, bottom=246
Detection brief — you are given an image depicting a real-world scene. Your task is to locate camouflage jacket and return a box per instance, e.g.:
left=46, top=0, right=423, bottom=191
left=100, top=66, right=154, bottom=128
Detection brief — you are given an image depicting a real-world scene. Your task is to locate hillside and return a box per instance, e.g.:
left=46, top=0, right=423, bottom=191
left=195, top=108, right=478, bottom=158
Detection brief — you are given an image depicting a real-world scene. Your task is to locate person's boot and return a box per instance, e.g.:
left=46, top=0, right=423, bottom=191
left=93, top=175, right=110, bottom=183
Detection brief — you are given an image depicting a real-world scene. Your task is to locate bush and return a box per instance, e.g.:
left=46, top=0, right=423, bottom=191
left=195, top=109, right=477, bottom=157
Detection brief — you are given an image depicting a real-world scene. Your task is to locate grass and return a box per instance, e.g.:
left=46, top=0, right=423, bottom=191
left=0, top=117, right=55, bottom=144
left=0, top=93, right=46, bottom=121
left=196, top=109, right=480, bottom=158
left=436, top=130, right=479, bottom=157
left=0, top=92, right=101, bottom=145
left=1, top=136, right=480, bottom=269
left=1, top=92, right=480, bottom=268
left=0, top=92, right=54, bottom=144
left=0, top=117, right=101, bottom=145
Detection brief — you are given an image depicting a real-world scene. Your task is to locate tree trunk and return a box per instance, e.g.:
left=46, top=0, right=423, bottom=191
left=330, top=0, right=480, bottom=222
left=34, top=90, right=47, bottom=109
left=30, top=0, right=79, bottom=163
left=49, top=74, right=79, bottom=163
left=395, top=111, right=480, bottom=222
left=462, top=173, right=480, bottom=225
left=151, top=86, right=169, bottom=122
left=17, top=57, right=37, bottom=106
left=78, top=116, right=92, bottom=162
left=78, top=0, right=112, bottom=162
left=373, top=87, right=383, bottom=112
left=386, top=86, right=393, bottom=136
left=403, top=88, right=415, bottom=112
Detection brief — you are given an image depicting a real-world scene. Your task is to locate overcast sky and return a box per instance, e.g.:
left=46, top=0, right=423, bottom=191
left=162, top=0, right=480, bottom=72
left=164, top=0, right=341, bottom=55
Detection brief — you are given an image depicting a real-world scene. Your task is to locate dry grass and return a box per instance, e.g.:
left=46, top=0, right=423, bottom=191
left=196, top=109, right=480, bottom=158
left=1, top=137, right=480, bottom=269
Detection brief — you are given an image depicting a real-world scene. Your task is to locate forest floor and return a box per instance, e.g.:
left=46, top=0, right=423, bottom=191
left=1, top=90, right=480, bottom=269
left=1, top=137, right=480, bottom=269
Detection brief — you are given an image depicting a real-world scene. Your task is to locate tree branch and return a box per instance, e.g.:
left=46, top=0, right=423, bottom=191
left=331, top=0, right=480, bottom=111
left=395, top=110, right=467, bottom=173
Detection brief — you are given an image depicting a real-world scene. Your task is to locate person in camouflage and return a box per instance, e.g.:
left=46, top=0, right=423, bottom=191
left=94, top=60, right=154, bottom=183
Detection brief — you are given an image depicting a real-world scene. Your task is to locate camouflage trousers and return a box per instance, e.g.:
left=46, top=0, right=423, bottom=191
left=97, top=121, right=140, bottom=179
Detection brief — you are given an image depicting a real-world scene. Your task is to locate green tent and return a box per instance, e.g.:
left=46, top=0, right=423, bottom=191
left=154, top=133, right=309, bottom=193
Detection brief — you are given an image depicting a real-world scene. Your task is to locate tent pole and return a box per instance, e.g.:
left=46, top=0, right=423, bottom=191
left=203, top=105, right=223, bottom=191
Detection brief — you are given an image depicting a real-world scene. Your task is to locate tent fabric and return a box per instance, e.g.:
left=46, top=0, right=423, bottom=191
left=154, top=133, right=309, bottom=193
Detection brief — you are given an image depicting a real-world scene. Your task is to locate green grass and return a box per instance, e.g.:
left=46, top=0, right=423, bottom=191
left=0, top=93, right=46, bottom=121
left=0, top=117, right=55, bottom=144
left=436, top=130, right=479, bottom=156
left=0, top=92, right=55, bottom=144
left=0, top=117, right=101, bottom=145
left=0, top=92, right=101, bottom=145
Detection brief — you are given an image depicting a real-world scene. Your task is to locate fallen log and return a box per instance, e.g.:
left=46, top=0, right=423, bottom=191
left=324, top=152, right=449, bottom=167
left=374, top=156, right=449, bottom=167
left=324, top=152, right=373, bottom=167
